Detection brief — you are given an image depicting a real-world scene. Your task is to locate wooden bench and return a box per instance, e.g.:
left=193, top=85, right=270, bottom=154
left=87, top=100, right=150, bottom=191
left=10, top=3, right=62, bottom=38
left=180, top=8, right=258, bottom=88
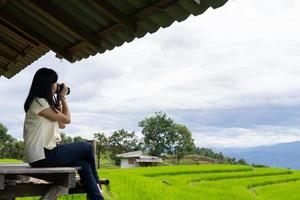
left=0, top=163, right=109, bottom=200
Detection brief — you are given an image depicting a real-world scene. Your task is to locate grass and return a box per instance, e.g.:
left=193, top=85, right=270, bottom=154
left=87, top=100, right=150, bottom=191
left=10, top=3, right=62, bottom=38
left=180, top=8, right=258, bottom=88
left=0, top=158, right=24, bottom=163
left=2, top=159, right=300, bottom=199
left=100, top=165, right=300, bottom=200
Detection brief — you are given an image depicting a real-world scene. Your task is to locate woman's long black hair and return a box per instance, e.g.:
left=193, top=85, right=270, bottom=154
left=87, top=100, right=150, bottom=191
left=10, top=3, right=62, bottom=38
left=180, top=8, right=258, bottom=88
left=24, top=68, right=58, bottom=112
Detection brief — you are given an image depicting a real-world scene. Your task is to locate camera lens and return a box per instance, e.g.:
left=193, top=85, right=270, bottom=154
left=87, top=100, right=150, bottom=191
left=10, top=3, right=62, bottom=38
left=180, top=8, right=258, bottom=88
left=56, top=83, right=70, bottom=95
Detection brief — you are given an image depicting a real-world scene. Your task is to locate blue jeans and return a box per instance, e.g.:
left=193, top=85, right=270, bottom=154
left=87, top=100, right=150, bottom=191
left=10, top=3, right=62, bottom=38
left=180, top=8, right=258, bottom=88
left=29, top=142, right=104, bottom=200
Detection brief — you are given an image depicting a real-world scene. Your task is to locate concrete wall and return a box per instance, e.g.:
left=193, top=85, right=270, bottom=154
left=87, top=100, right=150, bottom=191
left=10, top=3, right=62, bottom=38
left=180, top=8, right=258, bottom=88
left=120, top=158, right=139, bottom=168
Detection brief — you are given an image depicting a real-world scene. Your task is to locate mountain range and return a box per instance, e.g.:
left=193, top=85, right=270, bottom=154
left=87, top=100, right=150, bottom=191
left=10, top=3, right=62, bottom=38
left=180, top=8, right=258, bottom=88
left=217, top=141, right=300, bottom=169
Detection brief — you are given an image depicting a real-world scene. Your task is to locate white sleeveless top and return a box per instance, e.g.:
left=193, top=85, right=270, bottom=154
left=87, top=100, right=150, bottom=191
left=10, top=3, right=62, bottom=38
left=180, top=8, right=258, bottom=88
left=23, top=98, right=61, bottom=163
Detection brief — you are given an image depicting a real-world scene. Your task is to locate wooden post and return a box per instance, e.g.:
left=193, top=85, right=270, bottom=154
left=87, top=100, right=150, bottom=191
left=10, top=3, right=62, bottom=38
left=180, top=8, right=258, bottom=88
left=86, top=140, right=97, bottom=167
left=40, top=185, right=68, bottom=200
left=0, top=174, right=4, bottom=190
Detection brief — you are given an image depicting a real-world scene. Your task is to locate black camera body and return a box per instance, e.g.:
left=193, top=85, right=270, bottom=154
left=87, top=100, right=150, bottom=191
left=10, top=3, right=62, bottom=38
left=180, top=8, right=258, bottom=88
left=56, top=83, right=70, bottom=95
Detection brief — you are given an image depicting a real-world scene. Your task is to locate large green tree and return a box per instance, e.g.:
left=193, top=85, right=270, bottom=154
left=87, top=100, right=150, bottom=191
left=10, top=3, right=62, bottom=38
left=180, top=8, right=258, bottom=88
left=138, top=112, right=195, bottom=158
left=172, top=124, right=195, bottom=162
left=138, top=112, right=174, bottom=156
left=108, top=129, right=141, bottom=163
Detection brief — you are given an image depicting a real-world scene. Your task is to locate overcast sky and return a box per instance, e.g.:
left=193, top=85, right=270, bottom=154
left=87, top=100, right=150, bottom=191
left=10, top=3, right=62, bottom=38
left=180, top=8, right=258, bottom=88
left=1, top=0, right=300, bottom=148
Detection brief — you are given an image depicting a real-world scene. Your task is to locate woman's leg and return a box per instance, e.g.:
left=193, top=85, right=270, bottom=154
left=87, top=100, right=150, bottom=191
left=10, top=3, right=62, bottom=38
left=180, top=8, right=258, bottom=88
left=45, top=142, right=100, bottom=183
left=71, top=159, right=104, bottom=200
left=30, top=142, right=103, bottom=199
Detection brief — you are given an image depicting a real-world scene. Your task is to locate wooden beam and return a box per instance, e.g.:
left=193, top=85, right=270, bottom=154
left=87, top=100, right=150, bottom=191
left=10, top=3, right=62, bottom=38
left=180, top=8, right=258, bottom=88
left=0, top=37, right=26, bottom=57
left=91, top=0, right=136, bottom=30
left=0, top=63, right=13, bottom=79
left=0, top=19, right=39, bottom=47
left=0, top=0, right=7, bottom=6
left=68, top=24, right=122, bottom=53
left=134, top=0, right=177, bottom=19
left=0, top=12, right=74, bottom=62
left=0, top=49, right=16, bottom=63
left=31, top=0, right=102, bottom=51
left=153, top=0, right=177, bottom=7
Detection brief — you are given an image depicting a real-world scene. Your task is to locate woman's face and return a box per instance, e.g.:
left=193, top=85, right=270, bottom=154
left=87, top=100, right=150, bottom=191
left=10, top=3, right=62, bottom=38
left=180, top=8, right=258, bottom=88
left=51, top=82, right=58, bottom=96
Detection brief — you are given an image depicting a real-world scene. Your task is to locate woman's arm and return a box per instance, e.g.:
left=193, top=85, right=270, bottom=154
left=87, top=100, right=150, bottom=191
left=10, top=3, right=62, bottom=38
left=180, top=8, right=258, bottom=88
left=39, top=84, right=71, bottom=127
left=59, top=97, right=70, bottom=127
left=38, top=99, right=71, bottom=124
left=56, top=100, right=65, bottom=129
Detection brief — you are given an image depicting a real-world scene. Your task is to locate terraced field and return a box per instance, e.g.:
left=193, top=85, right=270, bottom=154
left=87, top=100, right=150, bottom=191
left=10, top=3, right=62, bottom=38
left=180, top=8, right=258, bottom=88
left=101, top=164, right=300, bottom=200
left=1, top=160, right=300, bottom=200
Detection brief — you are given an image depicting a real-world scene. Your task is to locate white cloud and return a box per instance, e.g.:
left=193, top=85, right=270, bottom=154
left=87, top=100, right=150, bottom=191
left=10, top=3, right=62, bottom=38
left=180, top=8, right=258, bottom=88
left=193, top=126, right=300, bottom=148
left=1, top=0, right=300, bottom=147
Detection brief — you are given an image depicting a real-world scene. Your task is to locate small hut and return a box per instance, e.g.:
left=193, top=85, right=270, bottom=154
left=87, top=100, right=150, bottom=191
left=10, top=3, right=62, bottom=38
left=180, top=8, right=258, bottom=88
left=116, top=151, right=162, bottom=168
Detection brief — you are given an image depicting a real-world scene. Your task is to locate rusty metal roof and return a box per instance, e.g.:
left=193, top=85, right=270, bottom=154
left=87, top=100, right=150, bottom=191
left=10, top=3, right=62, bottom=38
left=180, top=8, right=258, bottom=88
left=0, top=0, right=228, bottom=79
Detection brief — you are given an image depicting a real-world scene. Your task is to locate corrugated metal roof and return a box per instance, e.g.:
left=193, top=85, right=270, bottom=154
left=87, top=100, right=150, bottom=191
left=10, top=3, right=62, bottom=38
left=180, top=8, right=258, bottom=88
left=0, top=0, right=228, bottom=79
left=116, top=151, right=143, bottom=158
left=136, top=158, right=163, bottom=162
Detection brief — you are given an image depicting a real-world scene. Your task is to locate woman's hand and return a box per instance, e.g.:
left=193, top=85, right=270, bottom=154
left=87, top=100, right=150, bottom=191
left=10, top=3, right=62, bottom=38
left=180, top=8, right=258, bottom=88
left=59, top=83, right=68, bottom=98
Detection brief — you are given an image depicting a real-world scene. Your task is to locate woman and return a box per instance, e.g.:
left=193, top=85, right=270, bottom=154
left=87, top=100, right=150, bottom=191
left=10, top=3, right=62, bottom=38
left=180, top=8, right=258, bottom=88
left=23, top=68, right=104, bottom=200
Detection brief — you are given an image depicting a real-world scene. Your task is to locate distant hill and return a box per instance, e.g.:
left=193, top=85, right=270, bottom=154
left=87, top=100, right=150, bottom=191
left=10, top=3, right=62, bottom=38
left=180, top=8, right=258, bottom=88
left=219, top=141, right=300, bottom=169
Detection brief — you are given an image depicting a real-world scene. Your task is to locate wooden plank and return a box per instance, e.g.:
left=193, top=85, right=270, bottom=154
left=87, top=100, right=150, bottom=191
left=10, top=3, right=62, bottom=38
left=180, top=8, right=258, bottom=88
left=0, top=163, right=29, bottom=167
left=91, top=0, right=136, bottom=30
left=0, top=163, right=105, bottom=198
left=31, top=0, right=102, bottom=51
left=67, top=172, right=77, bottom=188
left=0, top=164, right=79, bottom=174
left=0, top=48, right=16, bottom=63
left=67, top=24, right=122, bottom=53
left=0, top=19, right=39, bottom=47
left=0, top=0, right=7, bottom=6
left=5, top=175, right=30, bottom=182
left=66, top=0, right=177, bottom=54
left=0, top=12, right=74, bottom=62
left=0, top=174, right=4, bottom=190
left=0, top=37, right=26, bottom=57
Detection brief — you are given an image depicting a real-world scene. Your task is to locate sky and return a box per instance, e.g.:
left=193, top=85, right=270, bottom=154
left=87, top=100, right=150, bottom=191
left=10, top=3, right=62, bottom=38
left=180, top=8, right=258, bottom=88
left=1, top=0, right=300, bottom=148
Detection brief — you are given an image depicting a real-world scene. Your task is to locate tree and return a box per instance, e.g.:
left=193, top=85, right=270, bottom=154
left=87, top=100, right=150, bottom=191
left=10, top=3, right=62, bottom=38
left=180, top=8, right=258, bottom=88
left=139, top=112, right=196, bottom=158
left=73, top=136, right=86, bottom=142
left=94, top=132, right=108, bottom=168
left=138, top=112, right=174, bottom=156
left=195, top=147, right=217, bottom=158
left=172, top=124, right=195, bottom=162
left=237, top=158, right=247, bottom=165
left=0, top=140, right=24, bottom=160
left=0, top=123, right=14, bottom=144
left=108, top=129, right=141, bottom=164
left=0, top=123, right=24, bottom=160
left=60, top=132, right=73, bottom=144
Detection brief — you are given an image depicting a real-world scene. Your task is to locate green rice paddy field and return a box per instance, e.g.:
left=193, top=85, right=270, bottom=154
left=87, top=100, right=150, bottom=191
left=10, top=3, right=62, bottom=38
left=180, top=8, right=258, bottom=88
left=1, top=159, right=300, bottom=200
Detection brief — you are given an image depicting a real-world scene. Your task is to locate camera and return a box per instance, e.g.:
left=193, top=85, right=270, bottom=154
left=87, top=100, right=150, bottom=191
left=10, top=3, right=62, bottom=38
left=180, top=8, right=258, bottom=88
left=56, top=83, right=70, bottom=95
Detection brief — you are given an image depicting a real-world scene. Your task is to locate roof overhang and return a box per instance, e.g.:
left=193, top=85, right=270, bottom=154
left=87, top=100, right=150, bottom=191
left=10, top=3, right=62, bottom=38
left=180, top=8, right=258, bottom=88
left=0, top=0, right=228, bottom=78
